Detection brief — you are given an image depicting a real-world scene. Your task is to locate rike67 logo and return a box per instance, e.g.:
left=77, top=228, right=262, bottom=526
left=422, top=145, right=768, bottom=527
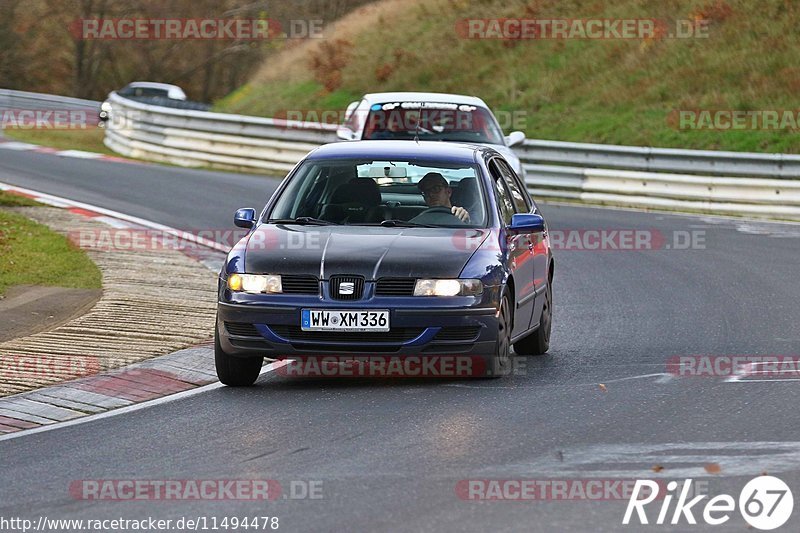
left=623, top=476, right=794, bottom=530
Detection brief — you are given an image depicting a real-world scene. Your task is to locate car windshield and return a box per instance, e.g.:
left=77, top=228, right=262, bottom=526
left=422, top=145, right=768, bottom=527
left=268, top=158, right=488, bottom=228
left=363, top=102, right=505, bottom=145
left=120, top=86, right=169, bottom=99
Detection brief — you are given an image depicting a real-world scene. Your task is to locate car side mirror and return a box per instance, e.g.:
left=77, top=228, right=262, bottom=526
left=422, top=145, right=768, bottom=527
left=336, top=127, right=356, bottom=141
left=343, top=101, right=358, bottom=120
left=509, top=213, right=545, bottom=233
left=234, top=208, right=256, bottom=228
left=505, top=131, right=526, bottom=147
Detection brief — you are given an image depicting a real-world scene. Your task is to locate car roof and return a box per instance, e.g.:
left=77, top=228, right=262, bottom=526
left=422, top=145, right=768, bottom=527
left=122, top=82, right=187, bottom=99
left=361, top=92, right=489, bottom=108
left=125, top=81, right=181, bottom=90
left=307, top=140, right=496, bottom=164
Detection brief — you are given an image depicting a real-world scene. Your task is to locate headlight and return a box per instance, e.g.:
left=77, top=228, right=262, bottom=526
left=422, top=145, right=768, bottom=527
left=413, top=279, right=483, bottom=297
left=227, top=274, right=282, bottom=293
left=100, top=102, right=112, bottom=112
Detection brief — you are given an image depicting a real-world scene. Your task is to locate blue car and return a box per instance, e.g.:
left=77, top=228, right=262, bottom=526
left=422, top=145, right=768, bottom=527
left=216, top=140, right=554, bottom=385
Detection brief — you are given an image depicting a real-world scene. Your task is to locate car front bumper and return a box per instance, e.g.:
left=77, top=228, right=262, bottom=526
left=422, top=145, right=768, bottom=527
left=216, top=298, right=499, bottom=360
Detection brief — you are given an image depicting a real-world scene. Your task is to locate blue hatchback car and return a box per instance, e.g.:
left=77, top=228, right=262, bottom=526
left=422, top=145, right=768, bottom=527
left=216, top=140, right=554, bottom=385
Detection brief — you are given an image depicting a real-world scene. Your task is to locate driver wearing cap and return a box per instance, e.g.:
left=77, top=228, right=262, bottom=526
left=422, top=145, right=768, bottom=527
left=416, top=172, right=470, bottom=223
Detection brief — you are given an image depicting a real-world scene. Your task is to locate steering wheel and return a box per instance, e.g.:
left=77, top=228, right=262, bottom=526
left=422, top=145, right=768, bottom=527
left=412, top=206, right=466, bottom=225
left=420, top=206, right=457, bottom=216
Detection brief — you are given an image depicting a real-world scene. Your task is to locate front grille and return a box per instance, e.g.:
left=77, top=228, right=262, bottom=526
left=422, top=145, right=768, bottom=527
left=269, top=325, right=423, bottom=344
left=225, top=322, right=261, bottom=337
left=375, top=278, right=417, bottom=296
left=281, top=275, right=319, bottom=295
left=330, top=275, right=364, bottom=300
left=434, top=326, right=482, bottom=342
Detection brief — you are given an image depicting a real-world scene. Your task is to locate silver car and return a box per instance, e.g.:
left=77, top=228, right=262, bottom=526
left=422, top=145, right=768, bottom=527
left=337, top=92, right=526, bottom=178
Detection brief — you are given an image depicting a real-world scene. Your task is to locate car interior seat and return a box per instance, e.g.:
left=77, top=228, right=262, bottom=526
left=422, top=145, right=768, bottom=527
left=451, top=177, right=483, bottom=225
left=319, top=178, right=388, bottom=223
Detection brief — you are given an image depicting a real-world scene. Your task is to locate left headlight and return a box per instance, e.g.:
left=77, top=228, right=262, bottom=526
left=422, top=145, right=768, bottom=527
left=100, top=102, right=112, bottom=113
left=227, top=274, right=282, bottom=294
left=413, top=279, right=483, bottom=297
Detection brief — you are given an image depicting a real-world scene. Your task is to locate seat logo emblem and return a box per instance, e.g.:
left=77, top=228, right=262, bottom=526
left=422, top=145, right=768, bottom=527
left=339, top=282, right=355, bottom=295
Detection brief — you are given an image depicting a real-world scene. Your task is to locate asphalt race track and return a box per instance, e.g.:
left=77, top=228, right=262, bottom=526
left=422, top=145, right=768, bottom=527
left=1, top=150, right=799, bottom=532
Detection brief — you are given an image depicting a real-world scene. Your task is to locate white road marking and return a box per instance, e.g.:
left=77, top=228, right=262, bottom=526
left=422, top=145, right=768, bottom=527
left=55, top=150, right=104, bottom=159
left=726, top=360, right=800, bottom=382
left=598, top=372, right=673, bottom=384
left=34, top=197, right=73, bottom=208
left=488, top=441, right=800, bottom=478
left=727, top=378, right=800, bottom=383
left=93, top=215, right=133, bottom=228
left=0, top=181, right=229, bottom=253
left=0, top=142, right=38, bottom=150
left=0, top=360, right=290, bottom=442
left=444, top=372, right=673, bottom=389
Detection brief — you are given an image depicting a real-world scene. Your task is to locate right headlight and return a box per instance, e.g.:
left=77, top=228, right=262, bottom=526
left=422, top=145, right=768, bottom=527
left=227, top=274, right=282, bottom=294
left=413, top=279, right=483, bottom=297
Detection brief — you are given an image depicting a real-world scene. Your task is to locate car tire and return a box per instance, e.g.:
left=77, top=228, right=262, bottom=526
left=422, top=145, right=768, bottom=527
left=514, top=280, right=552, bottom=356
left=215, top=328, right=263, bottom=386
left=486, top=293, right=512, bottom=378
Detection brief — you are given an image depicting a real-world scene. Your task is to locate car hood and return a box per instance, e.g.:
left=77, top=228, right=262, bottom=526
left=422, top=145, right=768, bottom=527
left=244, top=225, right=489, bottom=280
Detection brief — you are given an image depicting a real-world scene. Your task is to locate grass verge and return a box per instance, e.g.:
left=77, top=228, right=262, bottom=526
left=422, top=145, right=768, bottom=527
left=0, top=192, right=102, bottom=296
left=2, top=127, right=114, bottom=155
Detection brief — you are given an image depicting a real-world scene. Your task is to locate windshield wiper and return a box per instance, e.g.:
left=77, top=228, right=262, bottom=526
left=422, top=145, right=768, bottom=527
left=266, top=217, right=338, bottom=226
left=377, top=219, right=436, bottom=228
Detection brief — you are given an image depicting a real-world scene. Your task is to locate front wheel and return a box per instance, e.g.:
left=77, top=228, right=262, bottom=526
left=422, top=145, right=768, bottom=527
left=486, top=294, right=512, bottom=378
left=215, top=329, right=263, bottom=386
left=514, top=280, right=552, bottom=356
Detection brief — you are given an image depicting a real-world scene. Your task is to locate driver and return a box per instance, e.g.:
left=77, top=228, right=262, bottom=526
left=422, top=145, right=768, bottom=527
left=416, top=172, right=470, bottom=223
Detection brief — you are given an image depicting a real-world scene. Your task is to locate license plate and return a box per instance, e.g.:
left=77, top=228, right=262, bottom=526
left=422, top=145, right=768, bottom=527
left=301, top=309, right=390, bottom=332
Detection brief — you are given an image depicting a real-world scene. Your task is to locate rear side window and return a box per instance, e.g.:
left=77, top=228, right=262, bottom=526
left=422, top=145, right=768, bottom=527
left=489, top=161, right=515, bottom=225
left=495, top=158, right=530, bottom=213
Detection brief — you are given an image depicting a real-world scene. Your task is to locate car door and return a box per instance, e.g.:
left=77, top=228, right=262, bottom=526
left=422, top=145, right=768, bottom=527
left=488, top=158, right=535, bottom=337
left=495, top=157, right=548, bottom=331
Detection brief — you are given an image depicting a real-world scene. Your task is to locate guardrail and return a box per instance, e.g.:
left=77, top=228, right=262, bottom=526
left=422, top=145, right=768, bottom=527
left=0, top=88, right=100, bottom=112
left=517, top=139, right=800, bottom=178
left=104, top=92, right=337, bottom=174
left=44, top=91, right=800, bottom=221
left=525, top=165, right=800, bottom=219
